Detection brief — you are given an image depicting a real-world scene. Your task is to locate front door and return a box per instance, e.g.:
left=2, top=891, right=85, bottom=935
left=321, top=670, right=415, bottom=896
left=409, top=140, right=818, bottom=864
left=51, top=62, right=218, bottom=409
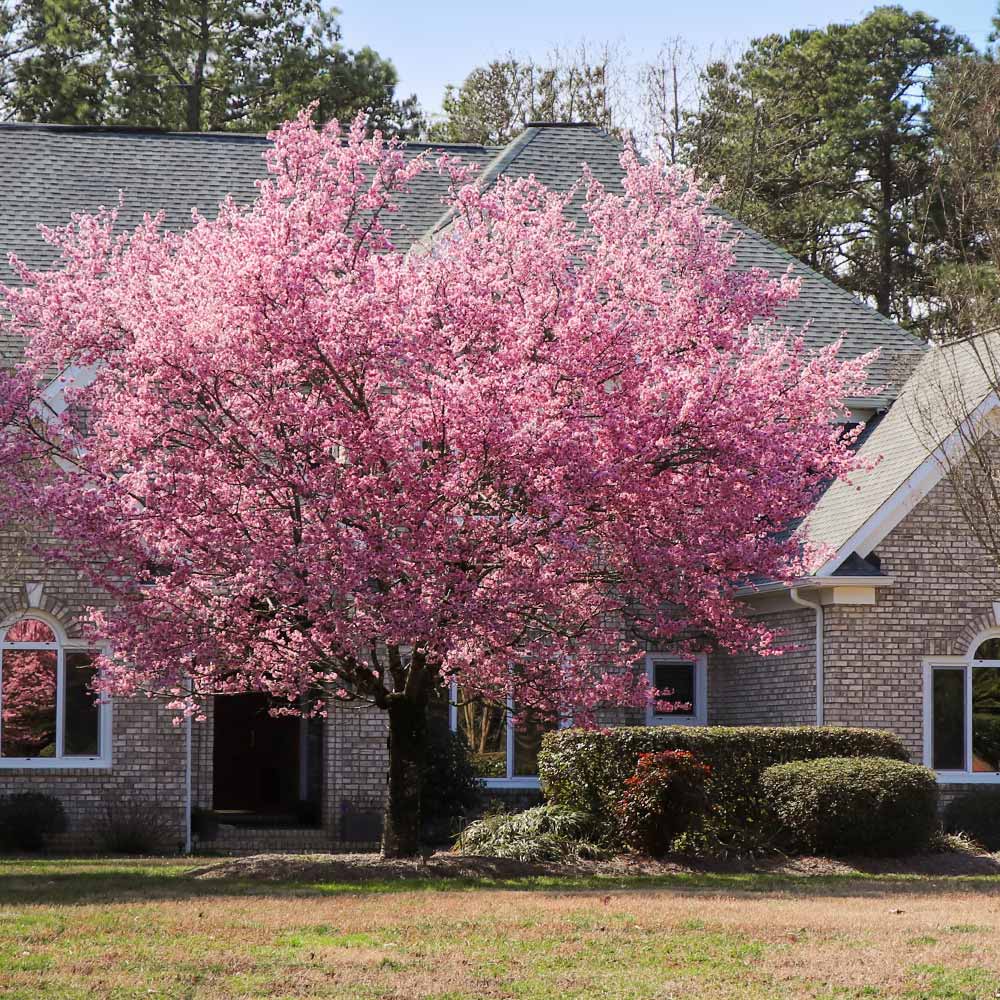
left=213, top=694, right=301, bottom=815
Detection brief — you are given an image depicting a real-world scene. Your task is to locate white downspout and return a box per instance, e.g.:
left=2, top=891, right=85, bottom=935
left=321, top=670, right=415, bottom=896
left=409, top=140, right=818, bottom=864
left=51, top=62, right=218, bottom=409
left=790, top=587, right=824, bottom=726
left=184, top=706, right=193, bottom=855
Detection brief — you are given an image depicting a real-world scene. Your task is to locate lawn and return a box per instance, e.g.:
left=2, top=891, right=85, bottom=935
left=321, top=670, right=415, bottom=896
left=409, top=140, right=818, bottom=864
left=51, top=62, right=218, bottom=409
left=3, top=858, right=1000, bottom=998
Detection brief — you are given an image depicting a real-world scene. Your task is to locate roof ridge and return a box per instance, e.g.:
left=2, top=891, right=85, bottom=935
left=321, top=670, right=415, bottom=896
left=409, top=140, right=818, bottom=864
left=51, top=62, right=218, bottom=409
left=0, top=120, right=266, bottom=139
left=523, top=120, right=599, bottom=128
left=0, top=120, right=500, bottom=156
left=422, top=124, right=546, bottom=241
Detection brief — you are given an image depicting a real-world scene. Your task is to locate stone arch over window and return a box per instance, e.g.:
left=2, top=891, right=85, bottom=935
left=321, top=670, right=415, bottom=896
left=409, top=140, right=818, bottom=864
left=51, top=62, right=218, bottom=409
left=950, top=607, right=1000, bottom=659
left=0, top=584, right=87, bottom=641
left=0, top=609, right=110, bottom=766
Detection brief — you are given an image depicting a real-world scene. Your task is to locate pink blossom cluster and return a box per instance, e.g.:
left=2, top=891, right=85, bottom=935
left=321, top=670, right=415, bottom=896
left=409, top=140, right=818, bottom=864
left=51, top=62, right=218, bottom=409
left=0, top=111, right=870, bottom=721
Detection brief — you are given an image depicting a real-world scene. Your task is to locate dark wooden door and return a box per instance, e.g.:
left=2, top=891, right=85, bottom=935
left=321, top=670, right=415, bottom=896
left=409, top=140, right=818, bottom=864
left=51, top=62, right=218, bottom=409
left=212, top=694, right=300, bottom=814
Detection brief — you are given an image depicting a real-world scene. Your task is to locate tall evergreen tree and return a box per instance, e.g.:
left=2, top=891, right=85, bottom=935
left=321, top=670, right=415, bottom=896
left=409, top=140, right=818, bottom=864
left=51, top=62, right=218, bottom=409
left=1, top=0, right=111, bottom=123
left=685, top=7, right=968, bottom=325
left=2, top=1, right=422, bottom=136
left=920, top=53, right=1000, bottom=339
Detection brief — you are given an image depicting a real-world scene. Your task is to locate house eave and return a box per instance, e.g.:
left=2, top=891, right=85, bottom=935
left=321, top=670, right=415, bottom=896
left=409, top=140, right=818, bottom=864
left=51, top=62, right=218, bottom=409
left=735, top=575, right=895, bottom=598
left=736, top=575, right=895, bottom=614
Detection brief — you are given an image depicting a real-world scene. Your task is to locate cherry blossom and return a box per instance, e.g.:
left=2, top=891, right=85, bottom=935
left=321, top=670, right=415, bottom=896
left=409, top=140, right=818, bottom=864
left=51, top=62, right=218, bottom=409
left=0, top=111, right=870, bottom=854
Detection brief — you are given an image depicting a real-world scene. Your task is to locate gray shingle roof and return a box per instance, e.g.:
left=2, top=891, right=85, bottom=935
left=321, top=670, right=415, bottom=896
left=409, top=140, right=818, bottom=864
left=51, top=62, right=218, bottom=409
left=0, top=123, right=498, bottom=361
left=443, top=123, right=925, bottom=401
left=803, top=334, right=998, bottom=567
left=1, top=120, right=926, bottom=400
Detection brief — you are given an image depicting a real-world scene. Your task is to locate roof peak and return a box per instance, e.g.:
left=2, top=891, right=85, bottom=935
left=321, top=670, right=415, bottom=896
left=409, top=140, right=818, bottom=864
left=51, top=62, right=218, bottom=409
left=523, top=121, right=599, bottom=129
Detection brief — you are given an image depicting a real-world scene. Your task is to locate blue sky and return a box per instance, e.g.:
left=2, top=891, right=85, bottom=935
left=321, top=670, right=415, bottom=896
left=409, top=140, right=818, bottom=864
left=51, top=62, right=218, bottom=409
left=338, top=1, right=997, bottom=118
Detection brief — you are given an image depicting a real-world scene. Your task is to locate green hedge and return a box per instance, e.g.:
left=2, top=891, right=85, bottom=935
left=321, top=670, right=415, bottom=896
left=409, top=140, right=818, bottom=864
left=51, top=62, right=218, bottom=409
left=538, top=725, right=910, bottom=852
left=761, top=757, right=938, bottom=856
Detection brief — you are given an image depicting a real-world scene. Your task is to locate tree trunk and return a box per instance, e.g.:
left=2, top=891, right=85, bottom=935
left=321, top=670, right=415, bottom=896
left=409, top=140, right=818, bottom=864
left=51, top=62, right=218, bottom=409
left=381, top=693, right=427, bottom=858
left=876, top=133, right=894, bottom=318
left=186, top=0, right=210, bottom=132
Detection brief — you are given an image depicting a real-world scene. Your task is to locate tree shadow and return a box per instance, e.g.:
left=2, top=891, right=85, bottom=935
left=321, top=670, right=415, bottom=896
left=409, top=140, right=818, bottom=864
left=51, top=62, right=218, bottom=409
left=3, top=851, right=1000, bottom=907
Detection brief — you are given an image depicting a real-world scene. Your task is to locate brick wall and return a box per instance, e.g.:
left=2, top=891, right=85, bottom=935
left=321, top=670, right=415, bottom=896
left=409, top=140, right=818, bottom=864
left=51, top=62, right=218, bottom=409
left=708, top=608, right=817, bottom=726
left=706, top=442, right=1000, bottom=770
left=321, top=701, right=388, bottom=847
left=0, top=541, right=188, bottom=851
left=821, top=456, right=1000, bottom=764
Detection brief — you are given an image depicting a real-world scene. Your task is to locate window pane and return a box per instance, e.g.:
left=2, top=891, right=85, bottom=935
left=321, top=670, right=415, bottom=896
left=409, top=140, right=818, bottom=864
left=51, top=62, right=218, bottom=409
left=933, top=668, right=965, bottom=770
left=653, top=662, right=695, bottom=716
left=455, top=692, right=506, bottom=778
left=5, top=618, right=56, bottom=644
left=975, top=638, right=1000, bottom=660
left=512, top=711, right=557, bottom=777
left=1, top=649, right=57, bottom=757
left=64, top=651, right=100, bottom=757
left=973, top=667, right=1000, bottom=772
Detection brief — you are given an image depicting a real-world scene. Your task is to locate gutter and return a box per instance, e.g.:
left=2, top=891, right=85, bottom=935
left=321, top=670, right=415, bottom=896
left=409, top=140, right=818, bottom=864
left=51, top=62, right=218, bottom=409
left=790, top=587, right=825, bottom=726
left=734, top=575, right=895, bottom=598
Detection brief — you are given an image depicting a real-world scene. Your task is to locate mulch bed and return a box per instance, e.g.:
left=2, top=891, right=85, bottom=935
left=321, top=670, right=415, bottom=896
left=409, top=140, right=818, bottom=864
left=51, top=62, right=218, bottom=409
left=187, top=844, right=1000, bottom=883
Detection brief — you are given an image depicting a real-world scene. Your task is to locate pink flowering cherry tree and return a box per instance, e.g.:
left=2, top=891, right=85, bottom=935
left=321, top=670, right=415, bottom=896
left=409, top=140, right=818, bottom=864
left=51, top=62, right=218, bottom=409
left=0, top=112, right=869, bottom=856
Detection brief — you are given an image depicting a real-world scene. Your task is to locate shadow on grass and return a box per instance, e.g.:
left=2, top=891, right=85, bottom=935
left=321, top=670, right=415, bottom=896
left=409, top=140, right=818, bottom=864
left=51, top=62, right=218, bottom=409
left=3, top=856, right=1000, bottom=907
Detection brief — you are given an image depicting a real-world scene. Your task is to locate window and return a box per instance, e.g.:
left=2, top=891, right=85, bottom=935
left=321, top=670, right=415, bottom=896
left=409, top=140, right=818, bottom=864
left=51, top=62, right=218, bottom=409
left=645, top=653, right=708, bottom=726
left=449, top=686, right=557, bottom=786
left=927, top=635, right=1000, bottom=780
left=0, top=615, right=109, bottom=767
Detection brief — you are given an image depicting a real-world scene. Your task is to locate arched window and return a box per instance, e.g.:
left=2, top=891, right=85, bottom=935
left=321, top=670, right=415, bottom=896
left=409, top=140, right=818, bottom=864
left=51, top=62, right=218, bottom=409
left=975, top=638, right=1000, bottom=661
left=0, top=614, right=107, bottom=766
left=928, top=630, right=1000, bottom=777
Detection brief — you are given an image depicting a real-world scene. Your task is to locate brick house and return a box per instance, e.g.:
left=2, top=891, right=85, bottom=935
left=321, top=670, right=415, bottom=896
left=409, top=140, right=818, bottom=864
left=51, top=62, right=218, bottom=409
left=0, top=120, right=990, bottom=852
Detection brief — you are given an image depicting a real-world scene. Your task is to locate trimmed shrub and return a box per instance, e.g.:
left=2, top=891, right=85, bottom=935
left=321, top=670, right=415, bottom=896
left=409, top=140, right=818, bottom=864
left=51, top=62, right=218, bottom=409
left=455, top=805, right=605, bottom=862
left=617, top=750, right=711, bottom=856
left=421, top=725, right=484, bottom=844
left=0, top=792, right=67, bottom=851
left=762, top=756, right=938, bottom=856
left=539, top=725, right=910, bottom=852
left=944, top=789, right=1000, bottom=850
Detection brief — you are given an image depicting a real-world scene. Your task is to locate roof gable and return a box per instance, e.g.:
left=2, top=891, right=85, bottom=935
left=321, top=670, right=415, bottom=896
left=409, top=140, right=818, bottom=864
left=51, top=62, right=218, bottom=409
left=805, top=334, right=1000, bottom=573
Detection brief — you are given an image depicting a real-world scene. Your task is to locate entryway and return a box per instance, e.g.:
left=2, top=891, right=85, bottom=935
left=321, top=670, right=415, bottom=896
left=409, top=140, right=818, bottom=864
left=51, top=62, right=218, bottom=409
left=211, top=694, right=322, bottom=826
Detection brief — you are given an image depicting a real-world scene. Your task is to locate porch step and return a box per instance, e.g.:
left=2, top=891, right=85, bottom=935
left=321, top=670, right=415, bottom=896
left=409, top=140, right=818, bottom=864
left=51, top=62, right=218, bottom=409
left=197, top=823, right=333, bottom=855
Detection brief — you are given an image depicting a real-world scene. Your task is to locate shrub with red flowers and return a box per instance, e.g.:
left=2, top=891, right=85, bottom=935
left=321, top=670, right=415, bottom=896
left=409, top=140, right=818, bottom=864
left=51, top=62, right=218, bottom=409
left=616, top=750, right=712, bottom=856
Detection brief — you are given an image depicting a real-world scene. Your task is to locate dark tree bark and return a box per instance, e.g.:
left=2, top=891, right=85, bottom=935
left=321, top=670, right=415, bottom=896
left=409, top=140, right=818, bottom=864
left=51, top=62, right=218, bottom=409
left=185, top=0, right=210, bottom=132
left=381, top=690, right=428, bottom=858
left=876, top=132, right=895, bottom=317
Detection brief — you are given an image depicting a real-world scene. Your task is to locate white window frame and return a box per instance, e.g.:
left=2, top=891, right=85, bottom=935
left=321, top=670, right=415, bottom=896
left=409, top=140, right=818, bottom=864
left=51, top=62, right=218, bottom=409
left=0, top=612, right=111, bottom=769
left=644, top=653, right=708, bottom=727
left=449, top=683, right=564, bottom=789
left=923, top=627, right=1000, bottom=784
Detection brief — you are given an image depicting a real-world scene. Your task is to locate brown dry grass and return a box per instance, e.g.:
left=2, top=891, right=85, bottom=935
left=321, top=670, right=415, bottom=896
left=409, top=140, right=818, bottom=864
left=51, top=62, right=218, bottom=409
left=3, top=857, right=1000, bottom=998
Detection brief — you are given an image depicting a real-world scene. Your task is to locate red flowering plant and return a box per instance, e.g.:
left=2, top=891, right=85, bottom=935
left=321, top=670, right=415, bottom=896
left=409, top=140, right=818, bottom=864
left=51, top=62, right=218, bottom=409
left=617, top=750, right=712, bottom=856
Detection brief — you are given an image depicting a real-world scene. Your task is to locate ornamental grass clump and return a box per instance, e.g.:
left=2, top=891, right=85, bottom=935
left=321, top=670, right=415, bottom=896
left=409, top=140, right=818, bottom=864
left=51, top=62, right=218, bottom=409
left=0, top=792, right=66, bottom=851
left=454, top=805, right=606, bottom=863
left=617, top=750, right=712, bottom=856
